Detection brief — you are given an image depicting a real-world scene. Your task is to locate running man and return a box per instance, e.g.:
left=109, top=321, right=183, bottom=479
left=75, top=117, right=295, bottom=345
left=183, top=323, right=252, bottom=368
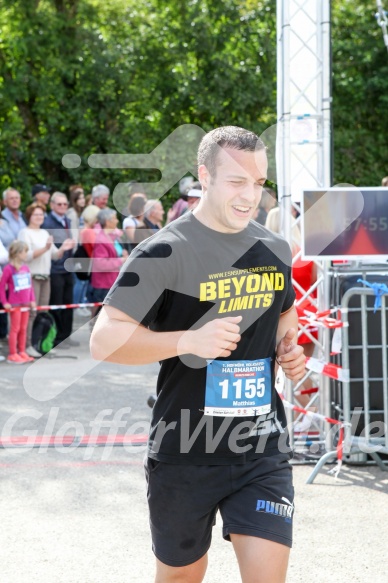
left=91, top=126, right=306, bottom=583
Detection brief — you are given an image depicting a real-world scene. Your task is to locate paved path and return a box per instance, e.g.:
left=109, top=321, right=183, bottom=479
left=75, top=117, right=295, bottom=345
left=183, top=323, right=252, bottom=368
left=0, top=317, right=387, bottom=582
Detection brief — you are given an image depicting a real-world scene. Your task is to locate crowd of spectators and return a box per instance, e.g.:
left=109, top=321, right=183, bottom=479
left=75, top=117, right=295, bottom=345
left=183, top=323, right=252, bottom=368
left=0, top=179, right=199, bottom=363
left=1, top=176, right=387, bottom=365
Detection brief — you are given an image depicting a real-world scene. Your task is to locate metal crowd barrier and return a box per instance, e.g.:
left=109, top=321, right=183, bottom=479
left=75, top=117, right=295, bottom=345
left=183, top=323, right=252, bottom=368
left=307, top=286, right=388, bottom=483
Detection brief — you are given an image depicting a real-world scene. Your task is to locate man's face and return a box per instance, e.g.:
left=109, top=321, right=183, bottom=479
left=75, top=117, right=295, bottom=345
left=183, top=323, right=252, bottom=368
left=5, top=190, right=21, bottom=211
left=95, top=194, right=109, bottom=209
left=51, top=196, right=69, bottom=217
left=35, top=190, right=50, bottom=206
left=197, top=147, right=268, bottom=234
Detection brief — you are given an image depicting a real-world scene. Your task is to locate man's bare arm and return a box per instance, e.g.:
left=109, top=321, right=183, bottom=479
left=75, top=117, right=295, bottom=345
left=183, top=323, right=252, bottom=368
left=90, top=305, right=242, bottom=365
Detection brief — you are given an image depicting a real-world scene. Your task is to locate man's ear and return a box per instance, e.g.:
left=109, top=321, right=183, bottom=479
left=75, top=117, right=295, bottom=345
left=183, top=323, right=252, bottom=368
left=198, top=164, right=209, bottom=190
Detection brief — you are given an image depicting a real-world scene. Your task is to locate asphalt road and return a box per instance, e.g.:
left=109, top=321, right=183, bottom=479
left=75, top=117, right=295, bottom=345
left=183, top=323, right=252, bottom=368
left=0, top=315, right=387, bottom=583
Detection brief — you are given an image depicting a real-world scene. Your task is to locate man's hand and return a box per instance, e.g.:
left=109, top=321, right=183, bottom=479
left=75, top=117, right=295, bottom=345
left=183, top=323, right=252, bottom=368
left=180, top=316, right=242, bottom=359
left=276, top=328, right=306, bottom=381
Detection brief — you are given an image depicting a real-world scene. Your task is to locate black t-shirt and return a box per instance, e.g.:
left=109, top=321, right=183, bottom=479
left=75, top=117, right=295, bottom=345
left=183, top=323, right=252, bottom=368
left=105, top=213, right=295, bottom=465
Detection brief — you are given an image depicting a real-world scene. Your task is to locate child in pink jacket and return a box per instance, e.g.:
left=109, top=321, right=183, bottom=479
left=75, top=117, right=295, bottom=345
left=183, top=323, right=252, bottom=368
left=0, top=241, right=36, bottom=363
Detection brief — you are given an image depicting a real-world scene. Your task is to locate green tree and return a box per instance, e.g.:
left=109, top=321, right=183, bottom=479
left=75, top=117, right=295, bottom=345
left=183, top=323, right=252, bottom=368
left=0, top=0, right=277, bottom=206
left=332, top=0, right=388, bottom=185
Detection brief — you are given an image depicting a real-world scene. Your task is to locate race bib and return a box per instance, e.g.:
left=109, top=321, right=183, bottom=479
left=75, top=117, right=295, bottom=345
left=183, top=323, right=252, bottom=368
left=205, top=358, right=272, bottom=417
left=12, top=272, right=32, bottom=292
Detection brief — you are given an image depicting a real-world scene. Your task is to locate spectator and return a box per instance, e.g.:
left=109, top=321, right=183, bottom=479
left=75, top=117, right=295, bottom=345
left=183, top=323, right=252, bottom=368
left=31, top=184, right=51, bottom=210
left=89, top=208, right=127, bottom=318
left=91, top=184, right=109, bottom=209
left=382, top=176, right=388, bottom=187
left=127, top=192, right=147, bottom=207
left=67, top=185, right=86, bottom=241
left=79, top=205, right=100, bottom=258
left=43, top=192, right=77, bottom=348
left=0, top=239, right=8, bottom=265
left=128, top=180, right=146, bottom=196
left=256, top=187, right=277, bottom=225
left=18, top=202, right=74, bottom=357
left=0, top=240, right=7, bottom=346
left=2, top=188, right=27, bottom=238
left=123, top=195, right=148, bottom=250
left=0, top=211, right=12, bottom=340
left=0, top=208, right=14, bottom=250
left=84, top=193, right=93, bottom=207
left=184, top=181, right=202, bottom=213
left=71, top=201, right=98, bottom=318
left=144, top=199, right=164, bottom=230
left=166, top=176, right=193, bottom=223
left=0, top=241, right=36, bottom=364
left=0, top=238, right=8, bottom=342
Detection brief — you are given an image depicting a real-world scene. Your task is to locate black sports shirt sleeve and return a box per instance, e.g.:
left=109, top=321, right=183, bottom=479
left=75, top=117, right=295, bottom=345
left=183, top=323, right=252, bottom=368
left=281, top=263, right=296, bottom=314
left=104, top=241, right=172, bottom=327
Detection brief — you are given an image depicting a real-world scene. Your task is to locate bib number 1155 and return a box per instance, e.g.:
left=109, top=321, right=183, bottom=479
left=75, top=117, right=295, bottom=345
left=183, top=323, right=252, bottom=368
left=219, top=378, right=265, bottom=400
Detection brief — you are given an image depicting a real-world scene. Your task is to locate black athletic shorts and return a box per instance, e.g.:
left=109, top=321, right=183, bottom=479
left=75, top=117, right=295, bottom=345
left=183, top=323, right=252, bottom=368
left=144, top=453, right=294, bottom=568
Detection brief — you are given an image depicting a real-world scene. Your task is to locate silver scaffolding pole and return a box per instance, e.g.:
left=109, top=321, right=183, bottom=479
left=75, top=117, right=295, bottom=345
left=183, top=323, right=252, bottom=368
left=276, top=0, right=332, bottom=453
left=376, top=0, right=388, bottom=53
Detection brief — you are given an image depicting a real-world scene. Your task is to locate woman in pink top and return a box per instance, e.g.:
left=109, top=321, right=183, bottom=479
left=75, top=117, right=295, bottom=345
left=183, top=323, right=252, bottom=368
left=0, top=241, right=36, bottom=363
left=89, top=208, right=128, bottom=317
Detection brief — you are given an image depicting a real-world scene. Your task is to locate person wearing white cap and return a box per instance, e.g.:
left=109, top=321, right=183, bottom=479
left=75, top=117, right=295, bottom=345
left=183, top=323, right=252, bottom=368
left=166, top=176, right=194, bottom=223
left=185, top=181, right=202, bottom=212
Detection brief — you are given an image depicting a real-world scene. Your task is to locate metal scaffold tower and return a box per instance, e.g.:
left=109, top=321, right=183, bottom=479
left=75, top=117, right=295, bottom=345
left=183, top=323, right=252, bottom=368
left=276, top=0, right=332, bottom=451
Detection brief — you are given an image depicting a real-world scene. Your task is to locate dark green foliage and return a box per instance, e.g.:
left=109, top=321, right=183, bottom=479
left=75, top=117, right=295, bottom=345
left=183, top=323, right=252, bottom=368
left=0, top=0, right=277, bottom=208
left=0, top=0, right=387, bottom=211
left=332, top=0, right=388, bottom=186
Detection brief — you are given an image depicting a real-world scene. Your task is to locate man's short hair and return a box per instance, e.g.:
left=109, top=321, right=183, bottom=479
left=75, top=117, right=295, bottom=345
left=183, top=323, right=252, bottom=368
left=2, top=187, right=19, bottom=201
left=92, top=184, right=110, bottom=201
left=50, top=191, right=68, bottom=204
left=197, top=126, right=265, bottom=176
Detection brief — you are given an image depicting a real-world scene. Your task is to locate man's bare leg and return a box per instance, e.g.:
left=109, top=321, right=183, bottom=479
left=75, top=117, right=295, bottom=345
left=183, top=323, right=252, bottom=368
left=231, top=534, right=290, bottom=583
left=155, top=554, right=208, bottom=583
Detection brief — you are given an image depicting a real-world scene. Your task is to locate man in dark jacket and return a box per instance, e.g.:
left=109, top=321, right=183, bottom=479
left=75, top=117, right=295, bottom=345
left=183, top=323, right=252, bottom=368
left=43, top=192, right=77, bottom=347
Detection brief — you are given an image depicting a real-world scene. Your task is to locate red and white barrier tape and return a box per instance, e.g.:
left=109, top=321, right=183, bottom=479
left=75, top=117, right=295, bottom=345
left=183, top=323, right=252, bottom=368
left=280, top=394, right=348, bottom=477
left=297, top=306, right=346, bottom=329
left=293, top=387, right=319, bottom=397
left=0, top=433, right=148, bottom=449
left=0, top=302, right=103, bottom=314
left=297, top=307, right=345, bottom=354
left=306, top=356, right=349, bottom=382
